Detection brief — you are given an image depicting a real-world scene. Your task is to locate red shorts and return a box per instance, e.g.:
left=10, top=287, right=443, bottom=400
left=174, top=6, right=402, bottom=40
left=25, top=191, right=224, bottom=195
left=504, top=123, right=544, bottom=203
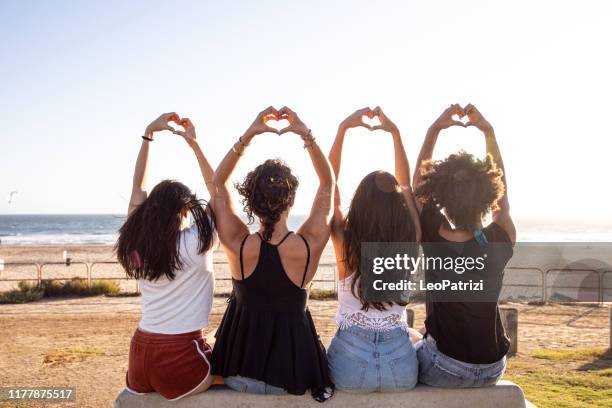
left=126, top=328, right=212, bottom=400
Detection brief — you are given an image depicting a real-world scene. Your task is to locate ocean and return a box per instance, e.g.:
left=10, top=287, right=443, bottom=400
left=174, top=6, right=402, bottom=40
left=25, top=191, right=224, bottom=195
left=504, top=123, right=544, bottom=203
left=0, top=214, right=610, bottom=245
left=0, top=214, right=306, bottom=245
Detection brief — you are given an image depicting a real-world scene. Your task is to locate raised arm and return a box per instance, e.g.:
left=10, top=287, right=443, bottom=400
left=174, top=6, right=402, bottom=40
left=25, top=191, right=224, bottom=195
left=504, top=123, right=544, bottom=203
left=277, top=106, right=335, bottom=248
left=465, top=104, right=516, bottom=243
left=329, top=108, right=373, bottom=233
left=413, top=104, right=466, bottom=211
left=128, top=112, right=180, bottom=216
left=327, top=108, right=373, bottom=279
left=372, top=106, right=422, bottom=241
left=173, top=118, right=214, bottom=197
left=211, top=107, right=281, bottom=252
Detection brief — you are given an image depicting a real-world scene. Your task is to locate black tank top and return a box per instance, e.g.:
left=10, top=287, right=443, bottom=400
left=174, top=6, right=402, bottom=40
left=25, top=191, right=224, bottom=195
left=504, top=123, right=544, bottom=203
left=210, top=232, right=334, bottom=400
left=420, top=203, right=513, bottom=364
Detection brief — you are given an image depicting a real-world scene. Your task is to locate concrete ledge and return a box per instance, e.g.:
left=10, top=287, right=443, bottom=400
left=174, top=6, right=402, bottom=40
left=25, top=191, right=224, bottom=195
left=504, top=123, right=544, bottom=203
left=115, top=381, right=533, bottom=408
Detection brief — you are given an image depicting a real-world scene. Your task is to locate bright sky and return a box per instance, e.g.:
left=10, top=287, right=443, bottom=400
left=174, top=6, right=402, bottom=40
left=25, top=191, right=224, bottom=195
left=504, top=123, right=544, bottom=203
left=1, top=0, right=611, bottom=222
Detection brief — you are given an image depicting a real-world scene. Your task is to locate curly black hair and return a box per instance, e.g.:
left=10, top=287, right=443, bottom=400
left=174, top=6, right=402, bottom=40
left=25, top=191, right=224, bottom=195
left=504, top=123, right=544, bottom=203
left=415, top=151, right=504, bottom=229
left=235, top=159, right=299, bottom=241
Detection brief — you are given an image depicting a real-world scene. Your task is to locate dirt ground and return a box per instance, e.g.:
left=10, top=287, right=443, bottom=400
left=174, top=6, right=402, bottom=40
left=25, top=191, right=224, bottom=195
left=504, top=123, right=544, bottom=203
left=1, top=245, right=610, bottom=406
left=0, top=295, right=610, bottom=408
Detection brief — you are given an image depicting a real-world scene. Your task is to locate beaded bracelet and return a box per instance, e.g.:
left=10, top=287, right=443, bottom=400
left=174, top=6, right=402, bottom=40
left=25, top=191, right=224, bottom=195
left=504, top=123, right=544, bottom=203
left=302, top=129, right=316, bottom=148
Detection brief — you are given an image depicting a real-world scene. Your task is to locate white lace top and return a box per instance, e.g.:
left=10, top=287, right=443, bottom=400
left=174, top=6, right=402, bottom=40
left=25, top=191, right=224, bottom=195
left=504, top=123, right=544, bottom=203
left=336, top=273, right=409, bottom=332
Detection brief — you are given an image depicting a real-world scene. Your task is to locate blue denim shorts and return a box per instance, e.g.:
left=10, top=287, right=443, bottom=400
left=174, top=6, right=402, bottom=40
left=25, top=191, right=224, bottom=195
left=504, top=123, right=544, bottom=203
left=224, top=376, right=287, bottom=395
left=416, top=335, right=506, bottom=388
left=327, top=326, right=418, bottom=393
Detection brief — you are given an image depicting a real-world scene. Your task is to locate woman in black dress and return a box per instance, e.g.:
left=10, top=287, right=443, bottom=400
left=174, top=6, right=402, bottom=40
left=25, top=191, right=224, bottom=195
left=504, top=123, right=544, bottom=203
left=210, top=106, right=335, bottom=401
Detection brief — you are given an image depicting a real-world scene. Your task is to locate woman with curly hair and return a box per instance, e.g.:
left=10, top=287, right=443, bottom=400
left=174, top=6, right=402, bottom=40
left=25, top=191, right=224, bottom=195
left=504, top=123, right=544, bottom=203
left=209, top=106, right=335, bottom=401
left=325, top=106, right=421, bottom=392
left=413, top=104, right=516, bottom=388
left=117, top=113, right=217, bottom=400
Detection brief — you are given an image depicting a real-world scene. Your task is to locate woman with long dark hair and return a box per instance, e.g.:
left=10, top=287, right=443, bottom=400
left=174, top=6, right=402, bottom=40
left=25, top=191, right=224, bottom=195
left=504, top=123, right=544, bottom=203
left=209, top=106, right=335, bottom=401
left=116, top=113, right=217, bottom=400
left=326, top=107, right=421, bottom=392
left=413, top=104, right=516, bottom=388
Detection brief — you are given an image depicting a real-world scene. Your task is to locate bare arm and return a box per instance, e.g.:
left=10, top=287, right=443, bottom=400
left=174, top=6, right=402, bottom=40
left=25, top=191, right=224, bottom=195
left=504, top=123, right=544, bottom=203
left=211, top=107, right=281, bottom=252
left=372, top=106, right=422, bottom=241
left=465, top=104, right=516, bottom=243
left=328, top=127, right=344, bottom=230
left=128, top=112, right=180, bottom=216
left=329, top=108, right=372, bottom=235
left=276, top=106, right=335, bottom=247
left=327, top=108, right=372, bottom=279
left=173, top=118, right=215, bottom=197
left=413, top=104, right=466, bottom=211
left=301, top=140, right=335, bottom=241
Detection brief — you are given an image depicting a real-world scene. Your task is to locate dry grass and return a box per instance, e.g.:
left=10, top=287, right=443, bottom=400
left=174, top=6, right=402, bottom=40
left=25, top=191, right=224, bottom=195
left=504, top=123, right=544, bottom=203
left=0, top=281, right=44, bottom=304
left=42, top=347, right=105, bottom=367
left=43, top=278, right=120, bottom=297
left=0, top=279, right=122, bottom=304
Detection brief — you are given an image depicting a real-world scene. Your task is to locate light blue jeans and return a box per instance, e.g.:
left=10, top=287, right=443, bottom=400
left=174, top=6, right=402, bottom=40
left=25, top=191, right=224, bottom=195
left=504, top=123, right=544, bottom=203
left=225, top=376, right=287, bottom=395
left=416, top=335, right=506, bottom=388
left=327, top=326, right=418, bottom=393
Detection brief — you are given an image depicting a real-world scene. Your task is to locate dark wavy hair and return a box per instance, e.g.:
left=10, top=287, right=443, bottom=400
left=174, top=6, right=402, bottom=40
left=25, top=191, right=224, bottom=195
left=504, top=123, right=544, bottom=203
left=235, top=159, right=299, bottom=241
left=414, top=151, right=505, bottom=229
left=343, top=171, right=417, bottom=311
left=115, top=180, right=215, bottom=281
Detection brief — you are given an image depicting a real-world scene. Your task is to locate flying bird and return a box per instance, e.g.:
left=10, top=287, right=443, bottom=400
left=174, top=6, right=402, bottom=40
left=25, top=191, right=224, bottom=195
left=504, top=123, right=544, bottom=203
left=7, top=191, right=17, bottom=205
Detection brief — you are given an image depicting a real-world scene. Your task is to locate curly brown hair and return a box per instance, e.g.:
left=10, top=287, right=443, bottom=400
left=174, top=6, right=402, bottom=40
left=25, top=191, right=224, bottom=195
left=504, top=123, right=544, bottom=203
left=235, top=159, right=299, bottom=241
left=415, top=151, right=505, bottom=229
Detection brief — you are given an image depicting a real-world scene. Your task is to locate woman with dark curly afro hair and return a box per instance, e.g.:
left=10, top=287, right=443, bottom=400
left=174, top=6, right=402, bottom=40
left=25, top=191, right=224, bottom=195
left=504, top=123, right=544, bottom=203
left=412, top=104, right=516, bottom=388
left=209, top=106, right=335, bottom=401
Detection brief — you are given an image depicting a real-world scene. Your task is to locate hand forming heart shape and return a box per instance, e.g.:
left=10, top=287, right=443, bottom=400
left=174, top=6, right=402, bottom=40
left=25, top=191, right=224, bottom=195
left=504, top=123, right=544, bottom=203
left=245, top=106, right=310, bottom=138
left=433, top=103, right=492, bottom=132
left=361, top=110, right=382, bottom=129
left=340, top=106, right=398, bottom=134
left=262, top=112, right=290, bottom=133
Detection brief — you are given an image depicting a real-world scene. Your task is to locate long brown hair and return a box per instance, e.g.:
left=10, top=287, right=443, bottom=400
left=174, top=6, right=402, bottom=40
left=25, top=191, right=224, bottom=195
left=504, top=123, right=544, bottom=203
left=343, top=171, right=417, bottom=311
left=116, top=180, right=215, bottom=281
left=235, top=159, right=299, bottom=241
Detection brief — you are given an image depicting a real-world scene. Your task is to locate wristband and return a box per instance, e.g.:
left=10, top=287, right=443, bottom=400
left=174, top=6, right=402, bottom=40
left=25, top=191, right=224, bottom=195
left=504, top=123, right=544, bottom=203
left=142, top=135, right=154, bottom=142
left=238, top=136, right=250, bottom=147
left=232, top=144, right=244, bottom=156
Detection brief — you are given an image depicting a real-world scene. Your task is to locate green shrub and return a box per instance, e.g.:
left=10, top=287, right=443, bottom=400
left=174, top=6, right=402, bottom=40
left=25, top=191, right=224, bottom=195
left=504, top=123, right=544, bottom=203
left=0, top=281, right=44, bottom=304
left=42, top=278, right=121, bottom=297
left=310, top=289, right=338, bottom=300
left=90, top=279, right=121, bottom=296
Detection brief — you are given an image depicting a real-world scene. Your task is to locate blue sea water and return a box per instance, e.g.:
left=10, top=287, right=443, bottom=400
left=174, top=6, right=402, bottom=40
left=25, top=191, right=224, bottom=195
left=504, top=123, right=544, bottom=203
left=0, top=214, right=308, bottom=245
left=0, top=214, right=610, bottom=245
left=0, top=214, right=126, bottom=245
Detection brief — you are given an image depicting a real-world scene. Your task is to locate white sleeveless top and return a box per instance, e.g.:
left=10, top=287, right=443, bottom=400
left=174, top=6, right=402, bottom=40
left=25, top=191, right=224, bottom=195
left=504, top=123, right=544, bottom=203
left=336, top=273, right=409, bottom=332
left=138, top=224, right=217, bottom=335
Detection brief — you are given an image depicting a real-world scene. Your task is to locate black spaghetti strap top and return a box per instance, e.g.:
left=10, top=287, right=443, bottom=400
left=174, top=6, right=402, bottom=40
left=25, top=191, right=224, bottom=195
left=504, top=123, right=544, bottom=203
left=210, top=232, right=334, bottom=400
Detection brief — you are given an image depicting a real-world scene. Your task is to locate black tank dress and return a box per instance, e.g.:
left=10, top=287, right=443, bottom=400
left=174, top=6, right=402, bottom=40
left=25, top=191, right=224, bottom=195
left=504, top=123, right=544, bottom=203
left=210, top=232, right=334, bottom=401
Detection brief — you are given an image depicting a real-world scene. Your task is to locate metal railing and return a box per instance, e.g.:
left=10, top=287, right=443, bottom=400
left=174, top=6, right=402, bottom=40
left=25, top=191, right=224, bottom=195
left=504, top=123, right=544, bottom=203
left=0, top=261, right=610, bottom=304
